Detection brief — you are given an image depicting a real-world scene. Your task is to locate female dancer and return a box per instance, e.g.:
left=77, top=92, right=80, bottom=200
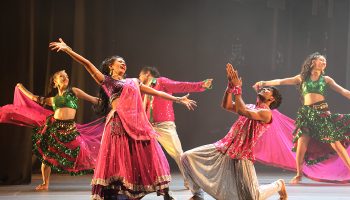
left=49, top=38, right=196, bottom=200
left=3, top=70, right=103, bottom=190
left=253, top=52, right=350, bottom=184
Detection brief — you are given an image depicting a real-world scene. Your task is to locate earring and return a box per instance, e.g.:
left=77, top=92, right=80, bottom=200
left=109, top=69, right=113, bottom=76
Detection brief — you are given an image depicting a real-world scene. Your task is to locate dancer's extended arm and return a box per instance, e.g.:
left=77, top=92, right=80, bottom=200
left=325, top=76, right=350, bottom=100
left=226, top=63, right=271, bottom=123
left=140, top=84, right=197, bottom=110
left=253, top=75, right=301, bottom=91
left=49, top=38, right=104, bottom=85
left=72, top=87, right=100, bottom=104
left=16, top=83, right=52, bottom=106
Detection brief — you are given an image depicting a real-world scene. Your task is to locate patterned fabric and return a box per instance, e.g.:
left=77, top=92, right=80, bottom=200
left=102, top=77, right=157, bottom=140
left=32, top=116, right=93, bottom=175
left=91, top=79, right=171, bottom=199
left=0, top=87, right=105, bottom=175
left=292, top=101, right=350, bottom=165
left=214, top=104, right=271, bottom=161
left=52, top=90, right=78, bottom=111
left=301, top=75, right=327, bottom=96
left=143, top=77, right=205, bottom=123
left=182, top=144, right=282, bottom=200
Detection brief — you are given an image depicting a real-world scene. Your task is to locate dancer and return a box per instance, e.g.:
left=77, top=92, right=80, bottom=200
left=181, top=63, right=287, bottom=200
left=138, top=66, right=212, bottom=186
left=253, top=52, right=350, bottom=184
left=49, top=38, right=197, bottom=200
left=0, top=70, right=104, bottom=191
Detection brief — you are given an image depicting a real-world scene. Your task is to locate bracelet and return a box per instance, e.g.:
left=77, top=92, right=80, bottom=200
left=226, top=85, right=242, bottom=95
left=227, top=81, right=234, bottom=89
left=203, top=79, right=213, bottom=90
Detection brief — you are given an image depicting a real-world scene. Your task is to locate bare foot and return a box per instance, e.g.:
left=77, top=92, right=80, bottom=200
left=289, top=175, right=302, bottom=184
left=278, top=179, right=288, bottom=200
left=35, top=184, right=48, bottom=191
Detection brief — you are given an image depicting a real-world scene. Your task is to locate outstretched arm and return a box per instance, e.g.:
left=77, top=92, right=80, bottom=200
left=252, top=75, right=301, bottom=91
left=49, top=38, right=104, bottom=85
left=16, top=83, right=52, bottom=106
left=72, top=87, right=100, bottom=104
left=160, top=77, right=213, bottom=93
left=326, top=76, right=350, bottom=100
left=226, top=63, right=271, bottom=123
left=140, top=84, right=197, bottom=110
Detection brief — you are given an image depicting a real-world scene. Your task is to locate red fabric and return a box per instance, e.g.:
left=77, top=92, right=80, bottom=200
left=0, top=87, right=105, bottom=172
left=112, top=78, right=158, bottom=140
left=214, top=104, right=271, bottom=161
left=255, top=109, right=350, bottom=183
left=92, top=111, right=170, bottom=192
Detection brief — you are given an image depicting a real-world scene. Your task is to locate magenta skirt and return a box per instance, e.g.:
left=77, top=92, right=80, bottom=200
left=91, top=111, right=171, bottom=200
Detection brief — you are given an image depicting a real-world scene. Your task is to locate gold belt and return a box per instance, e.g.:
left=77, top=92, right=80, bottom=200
left=311, top=102, right=328, bottom=110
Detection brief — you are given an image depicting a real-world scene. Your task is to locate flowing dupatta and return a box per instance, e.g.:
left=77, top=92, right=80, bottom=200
left=255, top=109, right=350, bottom=183
left=0, top=87, right=105, bottom=171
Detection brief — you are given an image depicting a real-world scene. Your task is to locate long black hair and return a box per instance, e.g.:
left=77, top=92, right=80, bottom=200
left=93, top=55, right=125, bottom=116
left=299, top=52, right=325, bottom=86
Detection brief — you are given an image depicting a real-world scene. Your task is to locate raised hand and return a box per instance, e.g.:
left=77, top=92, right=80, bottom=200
left=49, top=38, right=71, bottom=52
left=252, top=81, right=261, bottom=91
left=202, top=79, right=213, bottom=89
left=226, top=63, right=242, bottom=87
left=178, top=94, right=197, bottom=110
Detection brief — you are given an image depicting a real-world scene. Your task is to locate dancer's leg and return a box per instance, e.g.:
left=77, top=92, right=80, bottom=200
left=154, top=122, right=188, bottom=187
left=258, top=179, right=287, bottom=200
left=290, top=134, right=311, bottom=184
left=36, top=163, right=51, bottom=190
left=330, top=141, right=350, bottom=170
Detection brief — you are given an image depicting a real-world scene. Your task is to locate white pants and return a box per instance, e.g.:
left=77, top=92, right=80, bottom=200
left=153, top=121, right=185, bottom=178
left=181, top=144, right=282, bottom=200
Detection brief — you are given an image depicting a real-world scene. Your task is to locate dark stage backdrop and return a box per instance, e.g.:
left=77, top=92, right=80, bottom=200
left=1, top=0, right=350, bottom=184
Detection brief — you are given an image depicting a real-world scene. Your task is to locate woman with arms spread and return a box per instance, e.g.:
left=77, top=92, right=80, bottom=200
left=253, top=52, right=350, bottom=184
left=50, top=38, right=196, bottom=200
left=8, top=70, right=101, bottom=190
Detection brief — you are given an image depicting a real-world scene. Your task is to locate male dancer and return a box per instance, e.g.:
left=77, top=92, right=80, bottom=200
left=181, top=63, right=287, bottom=200
left=139, top=66, right=212, bottom=186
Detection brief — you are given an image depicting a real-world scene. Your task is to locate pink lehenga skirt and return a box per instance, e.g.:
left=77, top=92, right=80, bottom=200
left=91, top=111, right=171, bottom=200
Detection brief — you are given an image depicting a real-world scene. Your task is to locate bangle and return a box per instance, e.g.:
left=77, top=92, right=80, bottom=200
left=227, top=81, right=234, bottom=89
left=227, top=86, right=242, bottom=95
left=259, top=81, right=265, bottom=87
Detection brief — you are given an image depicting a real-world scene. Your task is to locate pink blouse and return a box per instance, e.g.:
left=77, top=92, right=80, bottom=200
left=144, top=77, right=205, bottom=123
left=214, top=104, right=272, bottom=161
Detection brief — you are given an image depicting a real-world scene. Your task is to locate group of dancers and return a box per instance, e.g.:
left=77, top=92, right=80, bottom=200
left=1, top=38, right=350, bottom=200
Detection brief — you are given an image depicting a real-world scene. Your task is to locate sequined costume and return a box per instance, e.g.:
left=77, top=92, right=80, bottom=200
left=91, top=76, right=171, bottom=200
left=292, top=75, right=350, bottom=165
left=0, top=87, right=105, bottom=175
left=252, top=76, right=350, bottom=183
left=142, top=77, right=208, bottom=180
left=181, top=104, right=283, bottom=200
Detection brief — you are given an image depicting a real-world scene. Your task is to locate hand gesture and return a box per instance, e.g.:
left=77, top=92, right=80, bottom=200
left=178, top=94, right=197, bottom=110
left=202, top=79, right=213, bottom=89
left=49, top=38, right=70, bottom=52
left=252, top=81, right=261, bottom=91
left=226, top=63, right=242, bottom=87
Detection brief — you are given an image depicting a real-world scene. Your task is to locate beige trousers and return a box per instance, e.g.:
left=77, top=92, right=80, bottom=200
left=153, top=121, right=185, bottom=178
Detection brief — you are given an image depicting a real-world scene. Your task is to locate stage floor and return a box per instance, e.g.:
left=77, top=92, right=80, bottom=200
left=0, top=168, right=349, bottom=200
